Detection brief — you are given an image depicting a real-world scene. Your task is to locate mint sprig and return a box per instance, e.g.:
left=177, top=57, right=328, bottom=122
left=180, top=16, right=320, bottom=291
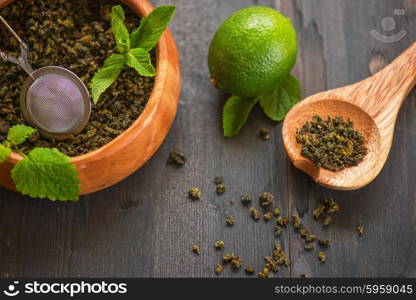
left=223, top=96, right=259, bottom=138
left=0, top=124, right=36, bottom=164
left=125, top=48, right=156, bottom=76
left=112, top=5, right=131, bottom=53
left=131, top=6, right=176, bottom=51
left=0, top=125, right=80, bottom=201
left=90, top=5, right=176, bottom=104
left=12, top=148, right=80, bottom=201
left=91, top=54, right=125, bottom=103
left=258, top=75, right=301, bottom=121
left=7, top=124, right=37, bottom=146
left=222, top=75, right=302, bottom=137
left=0, top=144, right=11, bottom=164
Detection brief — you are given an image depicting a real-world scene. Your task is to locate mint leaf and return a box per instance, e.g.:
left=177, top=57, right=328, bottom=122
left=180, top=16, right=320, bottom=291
left=103, top=53, right=126, bottom=67
left=0, top=144, right=11, bottom=164
left=90, top=54, right=125, bottom=104
left=7, top=124, right=36, bottom=146
left=130, top=5, right=176, bottom=51
left=125, top=48, right=156, bottom=76
left=112, top=5, right=131, bottom=53
left=223, top=96, right=259, bottom=137
left=12, top=148, right=80, bottom=201
left=258, top=75, right=302, bottom=121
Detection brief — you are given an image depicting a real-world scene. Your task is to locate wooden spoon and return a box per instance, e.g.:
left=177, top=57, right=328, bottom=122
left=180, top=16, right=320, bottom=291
left=282, top=42, right=416, bottom=190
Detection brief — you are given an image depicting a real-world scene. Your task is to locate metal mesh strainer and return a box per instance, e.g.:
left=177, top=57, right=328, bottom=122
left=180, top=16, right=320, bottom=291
left=0, top=14, right=91, bottom=140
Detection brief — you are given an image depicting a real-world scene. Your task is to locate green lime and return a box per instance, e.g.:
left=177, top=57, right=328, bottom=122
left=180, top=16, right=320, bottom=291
left=208, top=6, right=297, bottom=98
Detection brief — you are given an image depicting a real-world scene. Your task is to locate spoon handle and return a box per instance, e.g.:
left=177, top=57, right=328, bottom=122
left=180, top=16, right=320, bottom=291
left=349, top=42, right=416, bottom=121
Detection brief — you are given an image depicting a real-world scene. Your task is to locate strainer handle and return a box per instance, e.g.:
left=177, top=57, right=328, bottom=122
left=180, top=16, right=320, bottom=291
left=0, top=14, right=33, bottom=76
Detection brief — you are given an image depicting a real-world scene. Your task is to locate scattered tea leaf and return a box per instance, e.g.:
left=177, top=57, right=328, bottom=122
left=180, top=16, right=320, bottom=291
left=214, top=241, right=225, bottom=250
left=304, top=243, right=314, bottom=251
left=273, top=208, right=281, bottom=217
left=259, top=192, right=273, bottom=207
left=249, top=206, right=261, bottom=221
left=263, top=212, right=272, bottom=222
left=216, top=184, right=225, bottom=195
left=313, top=203, right=325, bottom=220
left=264, top=256, right=279, bottom=272
left=276, top=216, right=288, bottom=227
left=167, top=151, right=186, bottom=166
left=225, top=216, right=235, bottom=226
left=291, top=213, right=302, bottom=230
left=318, top=251, right=326, bottom=262
left=299, top=227, right=309, bottom=238
left=215, top=264, right=223, bottom=275
left=231, top=256, right=242, bottom=269
left=325, top=198, right=341, bottom=213
left=192, top=245, right=200, bottom=255
left=259, top=128, right=270, bottom=140
left=240, top=195, right=252, bottom=206
left=306, top=234, right=318, bottom=242
left=188, top=187, right=201, bottom=200
left=222, top=253, right=234, bottom=263
left=258, top=269, right=270, bottom=279
left=244, top=266, right=255, bottom=275
left=357, top=225, right=364, bottom=235
left=319, top=239, right=330, bottom=246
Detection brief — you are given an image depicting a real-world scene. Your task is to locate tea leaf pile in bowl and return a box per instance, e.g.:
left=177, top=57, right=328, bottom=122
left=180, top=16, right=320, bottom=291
left=0, top=0, right=154, bottom=157
left=0, top=0, right=176, bottom=201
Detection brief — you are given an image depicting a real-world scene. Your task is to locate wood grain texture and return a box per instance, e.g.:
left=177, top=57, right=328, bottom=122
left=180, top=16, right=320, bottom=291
left=0, top=0, right=181, bottom=195
left=282, top=0, right=416, bottom=277
left=282, top=42, right=416, bottom=190
left=0, top=0, right=415, bottom=278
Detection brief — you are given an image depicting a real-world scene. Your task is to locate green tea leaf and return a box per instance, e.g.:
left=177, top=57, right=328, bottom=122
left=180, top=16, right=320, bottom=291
left=7, top=124, right=37, bottom=146
left=90, top=54, right=125, bottom=104
left=130, top=5, right=176, bottom=51
left=258, top=75, right=301, bottom=121
left=125, top=48, right=156, bottom=77
left=223, top=96, right=259, bottom=137
left=0, top=144, right=11, bottom=164
left=112, top=5, right=131, bottom=53
left=12, top=148, right=80, bottom=201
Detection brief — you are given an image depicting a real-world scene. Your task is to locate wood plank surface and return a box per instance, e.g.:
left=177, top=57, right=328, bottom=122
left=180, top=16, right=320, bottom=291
left=0, top=0, right=415, bottom=278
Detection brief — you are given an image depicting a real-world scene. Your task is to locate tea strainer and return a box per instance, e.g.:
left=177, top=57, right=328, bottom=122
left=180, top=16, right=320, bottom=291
left=0, top=14, right=91, bottom=140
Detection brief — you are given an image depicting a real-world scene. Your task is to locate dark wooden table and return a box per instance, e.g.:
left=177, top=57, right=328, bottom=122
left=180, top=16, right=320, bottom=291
left=0, top=0, right=415, bottom=278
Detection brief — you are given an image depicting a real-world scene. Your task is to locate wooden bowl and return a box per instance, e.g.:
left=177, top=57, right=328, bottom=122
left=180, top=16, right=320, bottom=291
left=0, top=0, right=181, bottom=195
